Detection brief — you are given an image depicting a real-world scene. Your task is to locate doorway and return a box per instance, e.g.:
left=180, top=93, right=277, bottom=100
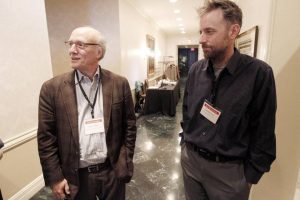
left=178, top=45, right=199, bottom=77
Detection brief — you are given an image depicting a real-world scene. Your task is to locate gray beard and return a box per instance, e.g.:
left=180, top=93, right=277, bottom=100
left=203, top=47, right=227, bottom=64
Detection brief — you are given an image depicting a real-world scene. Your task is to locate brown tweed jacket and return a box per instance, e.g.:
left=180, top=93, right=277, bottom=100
left=37, top=68, right=136, bottom=186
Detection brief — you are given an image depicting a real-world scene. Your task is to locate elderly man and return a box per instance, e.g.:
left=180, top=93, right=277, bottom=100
left=180, top=1, right=276, bottom=200
left=38, top=26, right=136, bottom=200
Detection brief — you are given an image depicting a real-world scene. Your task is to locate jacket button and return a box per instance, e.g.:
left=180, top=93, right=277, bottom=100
left=202, top=132, right=206, bottom=136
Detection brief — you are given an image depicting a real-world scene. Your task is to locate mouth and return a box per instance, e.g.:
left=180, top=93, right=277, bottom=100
left=202, top=45, right=210, bottom=49
left=71, top=57, right=80, bottom=62
left=202, top=46, right=211, bottom=52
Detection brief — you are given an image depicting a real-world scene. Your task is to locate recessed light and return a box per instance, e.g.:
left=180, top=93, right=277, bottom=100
left=181, top=31, right=186, bottom=34
left=169, top=0, right=178, bottom=3
left=178, top=23, right=184, bottom=26
left=176, top=17, right=182, bottom=21
left=173, top=9, right=180, bottom=14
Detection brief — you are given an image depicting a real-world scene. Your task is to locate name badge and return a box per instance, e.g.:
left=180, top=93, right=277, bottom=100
left=84, top=117, right=105, bottom=135
left=200, top=100, right=221, bottom=124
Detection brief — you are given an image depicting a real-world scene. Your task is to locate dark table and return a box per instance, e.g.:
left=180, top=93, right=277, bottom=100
left=143, top=81, right=180, bottom=116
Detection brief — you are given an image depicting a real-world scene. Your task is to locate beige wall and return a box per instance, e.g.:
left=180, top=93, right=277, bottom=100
left=0, top=0, right=53, bottom=142
left=45, top=0, right=122, bottom=76
left=0, top=0, right=52, bottom=198
left=119, top=0, right=167, bottom=88
left=238, top=0, right=273, bottom=61
left=250, top=0, right=300, bottom=199
left=0, top=139, right=42, bottom=199
left=238, top=0, right=300, bottom=199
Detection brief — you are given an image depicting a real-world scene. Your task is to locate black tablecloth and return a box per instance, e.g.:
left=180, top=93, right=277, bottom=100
left=143, top=81, right=180, bottom=116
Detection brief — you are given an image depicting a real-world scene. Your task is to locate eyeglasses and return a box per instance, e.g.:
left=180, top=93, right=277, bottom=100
left=64, top=41, right=99, bottom=49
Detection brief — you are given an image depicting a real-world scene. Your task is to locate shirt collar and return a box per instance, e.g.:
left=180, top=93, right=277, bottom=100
left=224, top=48, right=241, bottom=75
left=206, top=48, right=241, bottom=76
left=75, top=66, right=100, bottom=84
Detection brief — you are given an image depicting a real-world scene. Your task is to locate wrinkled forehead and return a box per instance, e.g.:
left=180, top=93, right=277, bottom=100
left=69, top=27, right=99, bottom=43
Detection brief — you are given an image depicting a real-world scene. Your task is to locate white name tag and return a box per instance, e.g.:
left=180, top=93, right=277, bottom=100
left=200, top=101, right=221, bottom=124
left=84, top=117, right=105, bottom=135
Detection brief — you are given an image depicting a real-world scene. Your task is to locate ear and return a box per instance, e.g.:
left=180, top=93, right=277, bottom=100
left=229, top=24, right=240, bottom=40
left=97, top=46, right=103, bottom=60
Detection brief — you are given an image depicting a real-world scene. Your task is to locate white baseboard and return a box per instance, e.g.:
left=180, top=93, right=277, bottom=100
left=9, top=175, right=45, bottom=200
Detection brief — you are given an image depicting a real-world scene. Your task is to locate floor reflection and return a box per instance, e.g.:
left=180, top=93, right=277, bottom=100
left=127, top=111, right=184, bottom=200
left=31, top=79, right=186, bottom=200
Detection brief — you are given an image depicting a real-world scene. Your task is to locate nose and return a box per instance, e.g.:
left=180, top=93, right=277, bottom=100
left=199, top=33, right=206, bottom=45
left=69, top=44, right=78, bottom=54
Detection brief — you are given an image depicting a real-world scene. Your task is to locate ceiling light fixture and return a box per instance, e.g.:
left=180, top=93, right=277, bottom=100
left=176, top=17, right=182, bottom=21
left=169, top=0, right=178, bottom=3
left=173, top=9, right=180, bottom=14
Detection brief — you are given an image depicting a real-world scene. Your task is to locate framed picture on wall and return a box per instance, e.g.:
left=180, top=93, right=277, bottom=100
left=235, top=26, right=258, bottom=57
left=146, top=34, right=155, bottom=78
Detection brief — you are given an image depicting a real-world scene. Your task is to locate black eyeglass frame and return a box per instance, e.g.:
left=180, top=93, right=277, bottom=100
left=64, top=41, right=100, bottom=49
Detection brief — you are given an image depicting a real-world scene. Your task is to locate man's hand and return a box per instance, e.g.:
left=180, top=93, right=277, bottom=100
left=51, top=179, right=70, bottom=199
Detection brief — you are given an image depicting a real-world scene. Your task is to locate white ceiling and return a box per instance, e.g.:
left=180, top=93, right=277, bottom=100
left=126, top=0, right=204, bottom=35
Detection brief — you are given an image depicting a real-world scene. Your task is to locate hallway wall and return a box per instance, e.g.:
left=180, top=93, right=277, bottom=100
left=119, top=0, right=167, bottom=88
left=250, top=0, right=300, bottom=199
left=237, top=0, right=300, bottom=199
left=238, top=0, right=273, bottom=61
left=0, top=0, right=52, bottom=199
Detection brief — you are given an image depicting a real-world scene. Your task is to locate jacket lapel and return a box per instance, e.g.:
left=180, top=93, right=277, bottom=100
left=61, top=71, right=79, bottom=149
left=101, top=69, right=113, bottom=134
